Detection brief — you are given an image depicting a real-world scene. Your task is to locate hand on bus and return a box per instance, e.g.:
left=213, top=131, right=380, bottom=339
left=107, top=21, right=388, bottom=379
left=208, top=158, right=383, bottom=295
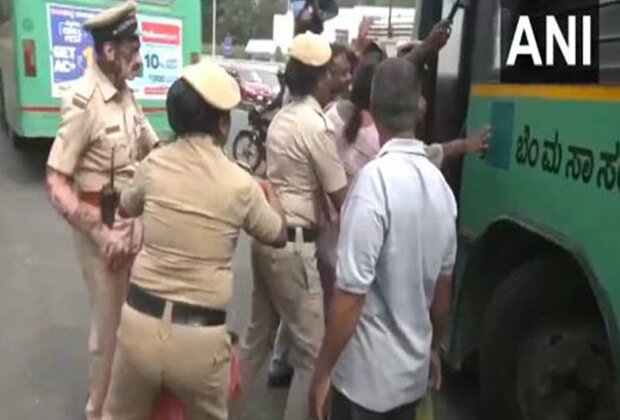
left=464, top=125, right=491, bottom=155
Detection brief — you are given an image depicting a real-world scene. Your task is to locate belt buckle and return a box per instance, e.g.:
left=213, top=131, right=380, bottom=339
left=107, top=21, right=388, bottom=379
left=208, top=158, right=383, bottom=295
left=173, top=304, right=205, bottom=327
left=294, top=226, right=304, bottom=250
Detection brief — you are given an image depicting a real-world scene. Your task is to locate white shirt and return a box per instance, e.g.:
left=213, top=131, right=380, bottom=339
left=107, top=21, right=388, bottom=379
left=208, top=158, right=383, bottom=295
left=332, top=138, right=457, bottom=412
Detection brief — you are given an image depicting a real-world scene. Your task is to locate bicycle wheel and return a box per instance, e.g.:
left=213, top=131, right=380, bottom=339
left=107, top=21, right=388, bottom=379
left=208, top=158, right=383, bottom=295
left=232, top=130, right=263, bottom=172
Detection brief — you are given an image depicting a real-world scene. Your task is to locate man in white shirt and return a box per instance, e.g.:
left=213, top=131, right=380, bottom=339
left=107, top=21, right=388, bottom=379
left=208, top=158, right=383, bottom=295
left=310, top=57, right=458, bottom=420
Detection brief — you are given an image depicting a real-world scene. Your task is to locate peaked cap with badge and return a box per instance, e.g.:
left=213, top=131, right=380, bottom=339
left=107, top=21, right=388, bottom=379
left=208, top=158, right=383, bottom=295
left=84, top=1, right=139, bottom=44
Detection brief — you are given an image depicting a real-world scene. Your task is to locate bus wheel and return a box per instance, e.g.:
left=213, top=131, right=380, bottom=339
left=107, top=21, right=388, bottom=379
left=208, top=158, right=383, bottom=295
left=516, top=323, right=617, bottom=420
left=480, top=258, right=619, bottom=420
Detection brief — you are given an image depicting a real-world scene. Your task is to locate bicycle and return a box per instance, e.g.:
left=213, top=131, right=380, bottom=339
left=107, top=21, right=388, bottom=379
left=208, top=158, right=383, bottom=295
left=232, top=72, right=286, bottom=173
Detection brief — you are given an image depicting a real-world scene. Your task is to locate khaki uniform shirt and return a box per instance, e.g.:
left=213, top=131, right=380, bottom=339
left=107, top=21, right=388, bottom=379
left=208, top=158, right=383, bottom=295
left=47, top=63, right=159, bottom=191
left=266, top=95, right=347, bottom=228
left=120, top=135, right=283, bottom=309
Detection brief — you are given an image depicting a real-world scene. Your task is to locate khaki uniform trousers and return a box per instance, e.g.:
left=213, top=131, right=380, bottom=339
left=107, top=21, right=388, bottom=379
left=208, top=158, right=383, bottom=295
left=73, top=220, right=139, bottom=420
left=237, top=236, right=324, bottom=420
left=103, top=303, right=231, bottom=420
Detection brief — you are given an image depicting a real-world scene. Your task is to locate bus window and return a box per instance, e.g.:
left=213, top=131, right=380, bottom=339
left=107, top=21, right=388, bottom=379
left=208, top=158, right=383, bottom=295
left=437, top=0, right=464, bottom=78
left=429, top=0, right=471, bottom=143
left=600, top=2, right=620, bottom=83
left=471, top=2, right=501, bottom=83
left=482, top=0, right=620, bottom=84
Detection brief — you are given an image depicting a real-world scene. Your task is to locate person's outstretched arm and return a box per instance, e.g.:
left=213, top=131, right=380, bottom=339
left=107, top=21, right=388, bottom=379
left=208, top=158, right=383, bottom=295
left=406, top=20, right=452, bottom=66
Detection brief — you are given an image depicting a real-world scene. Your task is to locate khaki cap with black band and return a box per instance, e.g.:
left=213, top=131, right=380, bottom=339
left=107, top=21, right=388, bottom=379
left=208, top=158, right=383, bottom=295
left=84, top=1, right=139, bottom=42
left=182, top=60, right=241, bottom=111
left=290, top=31, right=332, bottom=67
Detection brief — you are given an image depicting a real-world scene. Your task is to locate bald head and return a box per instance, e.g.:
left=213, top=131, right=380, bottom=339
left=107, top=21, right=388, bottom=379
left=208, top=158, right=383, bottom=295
left=371, top=58, right=421, bottom=137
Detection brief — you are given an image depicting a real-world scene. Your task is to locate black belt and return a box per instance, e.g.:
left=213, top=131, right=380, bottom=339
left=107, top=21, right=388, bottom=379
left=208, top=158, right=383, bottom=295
left=127, top=283, right=226, bottom=327
left=286, top=227, right=317, bottom=243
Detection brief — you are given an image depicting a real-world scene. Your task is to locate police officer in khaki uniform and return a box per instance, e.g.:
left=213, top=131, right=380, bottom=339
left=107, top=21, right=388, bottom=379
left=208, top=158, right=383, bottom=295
left=46, top=2, right=159, bottom=419
left=102, top=60, right=287, bottom=420
left=236, top=32, right=348, bottom=420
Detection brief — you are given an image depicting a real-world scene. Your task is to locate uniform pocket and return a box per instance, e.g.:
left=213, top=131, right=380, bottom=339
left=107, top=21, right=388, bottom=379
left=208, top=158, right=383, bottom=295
left=96, top=127, right=132, bottom=166
left=212, top=333, right=232, bottom=367
left=172, top=324, right=231, bottom=373
left=300, top=243, right=321, bottom=295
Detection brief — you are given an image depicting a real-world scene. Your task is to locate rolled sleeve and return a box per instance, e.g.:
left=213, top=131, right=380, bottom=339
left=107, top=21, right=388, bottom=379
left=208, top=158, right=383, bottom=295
left=120, top=163, right=147, bottom=217
left=425, top=143, right=444, bottom=169
left=139, top=117, right=160, bottom=156
left=47, top=95, right=92, bottom=176
left=336, top=171, right=386, bottom=294
left=308, top=130, right=347, bottom=193
left=243, top=181, right=283, bottom=243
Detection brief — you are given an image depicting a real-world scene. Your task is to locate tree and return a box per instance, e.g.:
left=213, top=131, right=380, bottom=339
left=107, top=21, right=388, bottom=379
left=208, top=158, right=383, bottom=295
left=216, top=0, right=255, bottom=45
left=255, top=0, right=288, bottom=39
left=201, top=0, right=224, bottom=44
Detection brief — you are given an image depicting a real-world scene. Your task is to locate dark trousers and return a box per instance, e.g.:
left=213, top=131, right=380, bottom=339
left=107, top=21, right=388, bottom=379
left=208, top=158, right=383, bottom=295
left=329, top=387, right=418, bottom=420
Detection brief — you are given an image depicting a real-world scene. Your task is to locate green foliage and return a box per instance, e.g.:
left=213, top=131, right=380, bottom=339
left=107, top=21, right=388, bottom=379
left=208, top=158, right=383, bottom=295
left=202, top=0, right=287, bottom=46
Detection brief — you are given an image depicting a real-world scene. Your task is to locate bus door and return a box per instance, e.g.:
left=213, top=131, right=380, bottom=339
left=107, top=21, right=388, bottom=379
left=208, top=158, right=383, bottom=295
left=415, top=0, right=481, bottom=195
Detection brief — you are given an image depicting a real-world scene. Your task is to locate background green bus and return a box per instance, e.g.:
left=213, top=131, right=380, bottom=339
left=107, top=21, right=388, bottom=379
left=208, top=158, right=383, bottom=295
left=414, top=0, right=620, bottom=418
left=0, top=0, right=202, bottom=148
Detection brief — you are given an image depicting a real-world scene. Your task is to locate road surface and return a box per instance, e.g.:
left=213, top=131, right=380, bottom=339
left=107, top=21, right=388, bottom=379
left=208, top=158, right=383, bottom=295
left=0, top=111, right=480, bottom=419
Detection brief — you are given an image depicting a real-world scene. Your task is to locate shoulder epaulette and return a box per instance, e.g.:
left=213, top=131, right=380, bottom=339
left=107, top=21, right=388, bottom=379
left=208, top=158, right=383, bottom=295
left=314, top=109, right=335, bottom=133
left=71, top=77, right=96, bottom=109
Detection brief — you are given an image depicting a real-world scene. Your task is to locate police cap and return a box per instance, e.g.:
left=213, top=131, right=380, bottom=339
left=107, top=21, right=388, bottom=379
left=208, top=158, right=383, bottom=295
left=181, top=60, right=241, bottom=111
left=84, top=1, right=139, bottom=43
left=290, top=32, right=331, bottom=67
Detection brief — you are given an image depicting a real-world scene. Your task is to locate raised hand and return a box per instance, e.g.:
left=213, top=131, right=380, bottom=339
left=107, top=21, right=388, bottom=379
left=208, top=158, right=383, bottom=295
left=425, top=19, right=452, bottom=52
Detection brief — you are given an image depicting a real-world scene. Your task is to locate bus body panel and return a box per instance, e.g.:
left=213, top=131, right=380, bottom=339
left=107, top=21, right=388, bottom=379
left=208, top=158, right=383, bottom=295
left=0, top=11, right=16, bottom=131
left=4, top=0, right=201, bottom=139
left=456, top=84, right=620, bottom=366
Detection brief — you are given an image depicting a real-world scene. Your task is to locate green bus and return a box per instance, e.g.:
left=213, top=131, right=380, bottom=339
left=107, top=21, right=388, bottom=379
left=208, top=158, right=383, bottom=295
left=414, top=0, right=620, bottom=418
left=0, top=0, right=202, bottom=148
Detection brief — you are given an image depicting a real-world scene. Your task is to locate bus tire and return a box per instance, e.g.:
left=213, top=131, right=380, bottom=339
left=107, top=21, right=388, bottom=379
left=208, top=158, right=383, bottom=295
left=479, top=257, right=618, bottom=420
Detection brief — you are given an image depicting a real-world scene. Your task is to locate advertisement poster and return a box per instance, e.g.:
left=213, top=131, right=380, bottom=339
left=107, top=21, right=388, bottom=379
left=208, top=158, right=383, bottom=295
left=47, top=3, right=183, bottom=100
left=135, top=18, right=183, bottom=99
